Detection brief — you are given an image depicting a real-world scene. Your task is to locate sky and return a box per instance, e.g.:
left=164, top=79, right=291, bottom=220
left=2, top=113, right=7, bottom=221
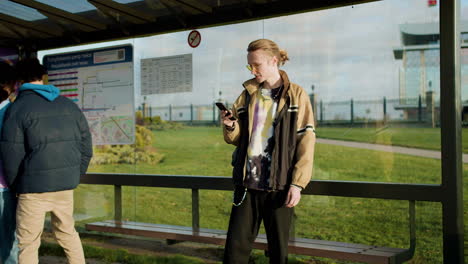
left=37, top=0, right=468, bottom=108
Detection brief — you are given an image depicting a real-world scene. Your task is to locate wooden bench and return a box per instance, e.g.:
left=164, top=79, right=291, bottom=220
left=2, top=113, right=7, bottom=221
left=86, top=201, right=415, bottom=264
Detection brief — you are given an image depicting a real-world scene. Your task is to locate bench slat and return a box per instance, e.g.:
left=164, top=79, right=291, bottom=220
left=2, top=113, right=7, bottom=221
left=86, top=220, right=410, bottom=264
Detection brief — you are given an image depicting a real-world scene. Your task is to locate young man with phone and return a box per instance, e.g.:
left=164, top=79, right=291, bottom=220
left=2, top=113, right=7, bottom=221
left=221, top=39, right=316, bottom=264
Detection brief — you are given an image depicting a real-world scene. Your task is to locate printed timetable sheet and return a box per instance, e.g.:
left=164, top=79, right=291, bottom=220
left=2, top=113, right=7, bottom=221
left=141, top=54, right=192, bottom=95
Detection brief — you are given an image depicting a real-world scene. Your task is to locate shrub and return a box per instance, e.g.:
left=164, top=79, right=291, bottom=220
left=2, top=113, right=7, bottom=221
left=90, top=125, right=164, bottom=165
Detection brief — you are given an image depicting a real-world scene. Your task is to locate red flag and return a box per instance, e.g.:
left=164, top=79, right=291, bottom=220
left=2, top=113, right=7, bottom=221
left=428, top=0, right=437, bottom=7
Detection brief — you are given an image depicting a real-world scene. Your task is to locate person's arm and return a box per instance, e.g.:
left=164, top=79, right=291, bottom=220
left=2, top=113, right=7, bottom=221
left=0, top=108, right=25, bottom=187
left=285, top=87, right=316, bottom=208
left=78, top=111, right=93, bottom=175
left=291, top=88, right=316, bottom=188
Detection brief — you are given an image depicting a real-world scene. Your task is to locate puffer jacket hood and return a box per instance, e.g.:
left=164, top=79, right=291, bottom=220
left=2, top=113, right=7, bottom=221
left=19, top=83, right=59, bottom=101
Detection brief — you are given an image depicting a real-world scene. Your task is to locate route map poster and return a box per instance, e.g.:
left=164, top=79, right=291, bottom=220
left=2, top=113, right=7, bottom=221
left=43, top=45, right=135, bottom=145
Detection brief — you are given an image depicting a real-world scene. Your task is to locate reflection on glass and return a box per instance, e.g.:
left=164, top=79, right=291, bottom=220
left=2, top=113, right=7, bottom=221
left=34, top=1, right=466, bottom=262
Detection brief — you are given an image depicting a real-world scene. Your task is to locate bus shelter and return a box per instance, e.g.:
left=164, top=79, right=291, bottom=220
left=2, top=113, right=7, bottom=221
left=0, top=0, right=464, bottom=263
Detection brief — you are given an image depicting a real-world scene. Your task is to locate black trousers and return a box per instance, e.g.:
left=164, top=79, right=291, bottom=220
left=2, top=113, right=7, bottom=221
left=223, top=189, right=293, bottom=264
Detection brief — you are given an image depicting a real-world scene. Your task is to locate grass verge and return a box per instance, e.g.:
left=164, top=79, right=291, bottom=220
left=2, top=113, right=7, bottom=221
left=316, top=126, right=468, bottom=152
left=76, top=126, right=467, bottom=263
left=40, top=242, right=208, bottom=264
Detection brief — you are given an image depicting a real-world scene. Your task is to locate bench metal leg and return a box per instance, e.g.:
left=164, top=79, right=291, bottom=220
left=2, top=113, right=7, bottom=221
left=114, top=185, right=122, bottom=223
left=394, top=200, right=416, bottom=264
left=192, top=188, right=200, bottom=233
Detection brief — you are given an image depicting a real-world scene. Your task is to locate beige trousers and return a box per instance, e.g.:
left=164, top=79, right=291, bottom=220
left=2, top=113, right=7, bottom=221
left=16, top=190, right=85, bottom=264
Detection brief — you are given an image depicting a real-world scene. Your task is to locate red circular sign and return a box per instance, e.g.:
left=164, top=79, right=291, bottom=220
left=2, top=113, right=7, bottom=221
left=188, top=30, right=201, bottom=48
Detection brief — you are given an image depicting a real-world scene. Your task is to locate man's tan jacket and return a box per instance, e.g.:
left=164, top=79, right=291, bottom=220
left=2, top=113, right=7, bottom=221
left=223, top=70, right=316, bottom=190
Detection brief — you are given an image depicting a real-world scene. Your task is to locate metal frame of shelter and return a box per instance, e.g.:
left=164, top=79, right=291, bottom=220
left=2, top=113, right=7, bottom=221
left=0, top=0, right=464, bottom=263
left=440, top=1, right=464, bottom=262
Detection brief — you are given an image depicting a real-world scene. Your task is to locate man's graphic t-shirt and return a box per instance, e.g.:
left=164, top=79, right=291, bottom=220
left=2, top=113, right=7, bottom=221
left=244, top=86, right=282, bottom=190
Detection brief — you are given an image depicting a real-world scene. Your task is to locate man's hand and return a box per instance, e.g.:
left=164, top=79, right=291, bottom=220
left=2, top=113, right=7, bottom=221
left=221, top=110, right=236, bottom=127
left=285, top=185, right=302, bottom=208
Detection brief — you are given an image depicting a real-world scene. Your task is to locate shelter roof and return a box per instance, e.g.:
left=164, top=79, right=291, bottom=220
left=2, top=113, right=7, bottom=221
left=0, top=0, right=374, bottom=51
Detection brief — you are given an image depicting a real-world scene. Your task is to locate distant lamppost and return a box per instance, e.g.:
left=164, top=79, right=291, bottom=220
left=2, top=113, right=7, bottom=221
left=142, top=95, right=147, bottom=119
left=310, top=84, right=318, bottom=124
left=310, top=84, right=315, bottom=104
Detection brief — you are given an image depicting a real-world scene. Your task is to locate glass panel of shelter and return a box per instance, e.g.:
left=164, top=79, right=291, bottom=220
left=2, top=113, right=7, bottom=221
left=35, top=0, right=463, bottom=262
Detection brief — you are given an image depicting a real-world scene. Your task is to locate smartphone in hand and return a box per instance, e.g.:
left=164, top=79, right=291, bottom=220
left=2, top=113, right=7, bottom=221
left=215, top=102, right=236, bottom=121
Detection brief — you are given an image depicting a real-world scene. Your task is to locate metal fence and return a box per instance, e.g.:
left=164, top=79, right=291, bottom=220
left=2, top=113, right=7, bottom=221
left=141, top=96, right=440, bottom=125
left=315, top=96, right=434, bottom=124
left=142, top=103, right=233, bottom=124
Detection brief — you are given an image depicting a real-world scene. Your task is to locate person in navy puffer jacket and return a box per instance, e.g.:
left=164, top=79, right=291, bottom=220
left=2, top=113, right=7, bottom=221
left=0, top=58, right=93, bottom=264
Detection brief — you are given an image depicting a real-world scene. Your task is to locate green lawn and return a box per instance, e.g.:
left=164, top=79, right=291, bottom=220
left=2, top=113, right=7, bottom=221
left=316, top=126, right=468, bottom=153
left=41, top=242, right=208, bottom=264
left=76, top=126, right=467, bottom=264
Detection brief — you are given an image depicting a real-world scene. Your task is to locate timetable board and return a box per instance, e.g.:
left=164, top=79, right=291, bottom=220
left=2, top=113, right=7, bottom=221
left=141, top=54, right=192, bottom=95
